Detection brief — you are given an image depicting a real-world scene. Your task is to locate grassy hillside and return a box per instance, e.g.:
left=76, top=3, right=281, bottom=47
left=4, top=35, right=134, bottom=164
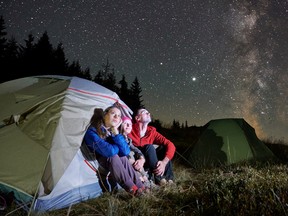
left=2, top=139, right=288, bottom=216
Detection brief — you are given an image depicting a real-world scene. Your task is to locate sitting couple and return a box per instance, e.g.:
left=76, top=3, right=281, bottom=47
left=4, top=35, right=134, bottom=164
left=83, top=105, right=176, bottom=196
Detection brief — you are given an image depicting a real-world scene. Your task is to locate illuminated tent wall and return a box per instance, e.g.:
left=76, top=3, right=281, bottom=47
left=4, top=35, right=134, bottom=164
left=0, top=76, right=132, bottom=212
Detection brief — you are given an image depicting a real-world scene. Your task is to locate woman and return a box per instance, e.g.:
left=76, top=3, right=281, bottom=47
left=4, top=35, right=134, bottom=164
left=84, top=106, right=144, bottom=196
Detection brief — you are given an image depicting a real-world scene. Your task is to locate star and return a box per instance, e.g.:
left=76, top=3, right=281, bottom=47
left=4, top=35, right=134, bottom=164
left=1, top=0, right=287, bottom=141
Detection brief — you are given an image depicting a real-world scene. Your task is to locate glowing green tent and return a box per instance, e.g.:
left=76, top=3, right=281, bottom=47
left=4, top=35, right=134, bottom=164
left=187, top=118, right=276, bottom=168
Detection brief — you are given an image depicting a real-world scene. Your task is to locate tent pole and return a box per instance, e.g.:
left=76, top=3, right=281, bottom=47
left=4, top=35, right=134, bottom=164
left=28, top=153, right=51, bottom=215
left=175, top=151, right=194, bottom=167
left=67, top=203, right=73, bottom=216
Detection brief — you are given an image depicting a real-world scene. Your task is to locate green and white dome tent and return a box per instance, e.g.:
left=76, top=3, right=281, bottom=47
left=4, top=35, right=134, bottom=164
left=0, top=75, right=132, bottom=212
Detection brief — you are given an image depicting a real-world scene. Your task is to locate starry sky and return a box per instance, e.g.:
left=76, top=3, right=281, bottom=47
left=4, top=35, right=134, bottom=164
left=1, top=0, right=288, bottom=141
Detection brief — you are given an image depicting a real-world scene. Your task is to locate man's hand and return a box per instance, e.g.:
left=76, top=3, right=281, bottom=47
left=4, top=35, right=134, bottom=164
left=154, top=157, right=169, bottom=176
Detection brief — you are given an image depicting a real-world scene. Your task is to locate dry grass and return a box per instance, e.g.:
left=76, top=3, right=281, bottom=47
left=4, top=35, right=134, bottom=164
left=3, top=139, right=288, bottom=216
left=30, top=161, right=288, bottom=216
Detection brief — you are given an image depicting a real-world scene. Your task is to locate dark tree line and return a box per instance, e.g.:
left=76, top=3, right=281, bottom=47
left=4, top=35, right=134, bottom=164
left=0, top=15, right=90, bottom=82
left=172, top=119, right=189, bottom=130
left=0, top=15, right=144, bottom=112
left=0, top=15, right=193, bottom=128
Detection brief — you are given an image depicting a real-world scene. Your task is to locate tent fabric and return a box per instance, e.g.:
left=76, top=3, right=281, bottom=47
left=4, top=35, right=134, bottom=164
left=187, top=118, right=276, bottom=168
left=34, top=149, right=102, bottom=211
left=0, top=76, right=132, bottom=212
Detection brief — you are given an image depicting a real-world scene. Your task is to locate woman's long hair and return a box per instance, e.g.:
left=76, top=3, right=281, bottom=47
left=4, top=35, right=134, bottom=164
left=89, top=108, right=106, bottom=138
left=89, top=106, right=120, bottom=138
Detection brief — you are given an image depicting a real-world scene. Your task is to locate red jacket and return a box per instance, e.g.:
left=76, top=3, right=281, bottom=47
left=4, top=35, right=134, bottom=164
left=128, top=124, right=176, bottom=160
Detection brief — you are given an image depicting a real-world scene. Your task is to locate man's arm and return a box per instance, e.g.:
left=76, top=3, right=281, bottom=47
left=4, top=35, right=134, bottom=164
left=153, top=131, right=176, bottom=160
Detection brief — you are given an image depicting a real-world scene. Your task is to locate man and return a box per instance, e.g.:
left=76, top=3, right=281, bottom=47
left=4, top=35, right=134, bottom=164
left=128, top=108, right=176, bottom=185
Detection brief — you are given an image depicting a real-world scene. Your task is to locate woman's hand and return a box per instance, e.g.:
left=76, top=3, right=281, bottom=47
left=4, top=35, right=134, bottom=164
left=110, top=119, right=122, bottom=135
left=133, top=157, right=145, bottom=171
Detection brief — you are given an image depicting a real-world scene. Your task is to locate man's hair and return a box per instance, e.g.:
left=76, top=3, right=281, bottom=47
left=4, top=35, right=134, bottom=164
left=136, top=108, right=146, bottom=116
left=132, top=108, right=145, bottom=122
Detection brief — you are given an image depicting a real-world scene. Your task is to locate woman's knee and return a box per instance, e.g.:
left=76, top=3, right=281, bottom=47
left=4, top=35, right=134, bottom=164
left=107, top=155, right=121, bottom=166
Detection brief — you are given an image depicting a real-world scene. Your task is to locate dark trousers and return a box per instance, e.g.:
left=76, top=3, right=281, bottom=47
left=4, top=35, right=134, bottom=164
left=138, top=144, right=174, bottom=183
left=97, top=155, right=143, bottom=192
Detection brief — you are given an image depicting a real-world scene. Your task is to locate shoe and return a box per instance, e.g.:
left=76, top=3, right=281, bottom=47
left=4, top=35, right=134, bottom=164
left=143, top=186, right=151, bottom=194
left=139, top=185, right=151, bottom=194
left=135, top=188, right=144, bottom=197
left=167, top=179, right=176, bottom=186
left=158, top=178, right=167, bottom=186
left=128, top=185, right=138, bottom=196
left=128, top=185, right=146, bottom=197
left=154, top=175, right=167, bottom=186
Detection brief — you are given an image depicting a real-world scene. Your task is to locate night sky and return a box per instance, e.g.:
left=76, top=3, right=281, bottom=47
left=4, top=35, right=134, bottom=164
left=1, top=0, right=288, bottom=141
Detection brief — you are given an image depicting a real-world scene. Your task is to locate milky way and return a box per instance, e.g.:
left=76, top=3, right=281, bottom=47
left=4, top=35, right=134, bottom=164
left=1, top=0, right=287, bottom=140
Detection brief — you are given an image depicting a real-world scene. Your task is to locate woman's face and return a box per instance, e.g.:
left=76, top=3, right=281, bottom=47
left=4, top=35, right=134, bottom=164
left=122, top=119, right=132, bottom=135
left=104, top=107, right=121, bottom=128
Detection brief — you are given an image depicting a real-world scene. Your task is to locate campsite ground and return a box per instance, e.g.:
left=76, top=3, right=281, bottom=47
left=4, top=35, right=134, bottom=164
left=3, top=139, right=288, bottom=216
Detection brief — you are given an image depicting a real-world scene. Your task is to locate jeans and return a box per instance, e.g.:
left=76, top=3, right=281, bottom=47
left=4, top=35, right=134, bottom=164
left=138, top=144, right=174, bottom=183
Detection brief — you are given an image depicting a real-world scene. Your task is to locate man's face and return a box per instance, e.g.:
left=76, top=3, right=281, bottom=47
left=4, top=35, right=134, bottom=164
left=137, top=109, right=151, bottom=123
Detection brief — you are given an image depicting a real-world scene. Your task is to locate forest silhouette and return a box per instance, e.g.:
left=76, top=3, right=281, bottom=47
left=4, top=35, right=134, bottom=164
left=0, top=15, right=145, bottom=114
left=0, top=15, right=197, bottom=133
